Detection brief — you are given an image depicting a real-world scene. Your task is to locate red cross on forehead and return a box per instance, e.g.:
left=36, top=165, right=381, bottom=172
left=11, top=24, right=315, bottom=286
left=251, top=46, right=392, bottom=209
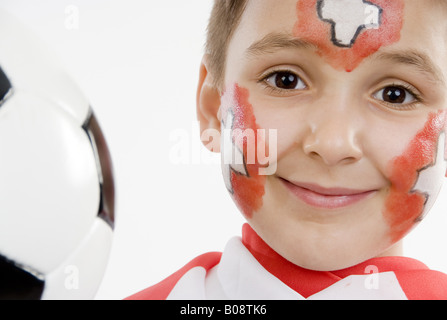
left=293, top=0, right=405, bottom=72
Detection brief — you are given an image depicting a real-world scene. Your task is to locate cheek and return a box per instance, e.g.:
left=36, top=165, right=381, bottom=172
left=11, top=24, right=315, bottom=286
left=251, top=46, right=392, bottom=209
left=293, top=0, right=404, bottom=72
left=220, top=84, right=267, bottom=219
left=384, top=111, right=447, bottom=242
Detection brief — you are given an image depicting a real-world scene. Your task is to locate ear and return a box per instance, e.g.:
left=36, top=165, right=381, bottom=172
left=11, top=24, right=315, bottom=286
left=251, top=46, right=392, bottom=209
left=196, top=55, right=222, bottom=153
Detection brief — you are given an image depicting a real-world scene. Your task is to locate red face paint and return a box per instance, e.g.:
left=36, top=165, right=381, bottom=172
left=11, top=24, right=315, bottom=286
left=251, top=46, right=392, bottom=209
left=293, top=0, right=404, bottom=72
left=384, top=111, right=447, bottom=242
left=221, top=84, right=266, bottom=219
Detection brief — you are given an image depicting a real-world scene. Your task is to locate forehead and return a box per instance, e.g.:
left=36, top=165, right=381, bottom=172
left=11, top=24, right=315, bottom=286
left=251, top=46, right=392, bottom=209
left=231, top=0, right=447, bottom=73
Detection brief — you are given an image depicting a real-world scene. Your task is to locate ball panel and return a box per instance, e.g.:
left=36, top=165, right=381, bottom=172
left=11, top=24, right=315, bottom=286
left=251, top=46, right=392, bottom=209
left=41, top=218, right=113, bottom=300
left=0, top=254, right=44, bottom=300
left=0, top=92, right=100, bottom=273
left=0, top=9, right=90, bottom=125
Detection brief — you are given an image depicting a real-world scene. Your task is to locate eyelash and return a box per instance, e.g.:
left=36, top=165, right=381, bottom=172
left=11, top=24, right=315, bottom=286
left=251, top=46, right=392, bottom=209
left=373, top=82, right=423, bottom=110
left=257, top=68, right=307, bottom=95
left=258, top=69, right=424, bottom=110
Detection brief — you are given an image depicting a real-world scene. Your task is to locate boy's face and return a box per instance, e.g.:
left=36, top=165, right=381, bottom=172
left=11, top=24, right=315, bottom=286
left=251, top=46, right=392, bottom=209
left=203, top=0, right=447, bottom=270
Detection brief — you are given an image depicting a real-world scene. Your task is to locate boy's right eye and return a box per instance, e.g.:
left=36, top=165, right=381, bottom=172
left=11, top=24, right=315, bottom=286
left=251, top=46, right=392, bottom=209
left=263, top=71, right=307, bottom=91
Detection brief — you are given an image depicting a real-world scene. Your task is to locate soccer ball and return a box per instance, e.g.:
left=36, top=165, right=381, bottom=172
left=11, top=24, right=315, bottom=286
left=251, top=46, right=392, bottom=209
left=0, top=10, right=115, bottom=299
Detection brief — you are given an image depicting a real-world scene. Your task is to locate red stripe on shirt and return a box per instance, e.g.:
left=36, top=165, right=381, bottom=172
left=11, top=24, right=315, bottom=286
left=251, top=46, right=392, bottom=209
left=125, top=252, right=222, bottom=300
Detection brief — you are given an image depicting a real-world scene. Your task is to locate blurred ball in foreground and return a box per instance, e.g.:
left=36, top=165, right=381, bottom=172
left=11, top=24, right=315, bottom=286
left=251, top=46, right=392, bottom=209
left=0, top=9, right=115, bottom=299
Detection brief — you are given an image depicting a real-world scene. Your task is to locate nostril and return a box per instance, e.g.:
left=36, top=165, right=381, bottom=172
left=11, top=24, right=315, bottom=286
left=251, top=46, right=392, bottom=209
left=308, top=151, right=320, bottom=159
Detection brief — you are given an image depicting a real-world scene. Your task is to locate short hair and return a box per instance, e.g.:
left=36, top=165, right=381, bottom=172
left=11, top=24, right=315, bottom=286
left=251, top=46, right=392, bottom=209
left=205, top=0, right=249, bottom=89
left=205, top=0, right=447, bottom=89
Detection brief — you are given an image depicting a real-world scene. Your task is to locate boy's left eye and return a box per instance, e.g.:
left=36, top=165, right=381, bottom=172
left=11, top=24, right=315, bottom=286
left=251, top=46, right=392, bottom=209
left=373, top=85, right=418, bottom=105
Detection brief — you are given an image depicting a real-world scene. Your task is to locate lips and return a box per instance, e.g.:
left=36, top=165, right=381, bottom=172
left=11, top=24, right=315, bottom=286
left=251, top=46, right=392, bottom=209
left=280, top=178, right=377, bottom=209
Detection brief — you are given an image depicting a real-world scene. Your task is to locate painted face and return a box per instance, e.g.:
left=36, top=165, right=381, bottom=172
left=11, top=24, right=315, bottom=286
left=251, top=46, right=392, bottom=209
left=385, top=111, right=447, bottom=243
left=220, top=84, right=267, bottom=219
left=220, top=0, right=447, bottom=270
left=294, top=0, right=405, bottom=72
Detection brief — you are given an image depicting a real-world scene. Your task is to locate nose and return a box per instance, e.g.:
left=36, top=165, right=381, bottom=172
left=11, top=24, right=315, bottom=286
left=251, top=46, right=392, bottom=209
left=302, top=100, right=363, bottom=167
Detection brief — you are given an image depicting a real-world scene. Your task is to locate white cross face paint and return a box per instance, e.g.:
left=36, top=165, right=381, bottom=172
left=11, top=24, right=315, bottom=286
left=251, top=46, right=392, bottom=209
left=294, top=0, right=404, bottom=72
left=218, top=84, right=280, bottom=218
left=220, top=107, right=279, bottom=193
left=412, top=132, right=447, bottom=220
left=221, top=109, right=249, bottom=194
left=318, top=0, right=382, bottom=47
left=384, top=112, right=447, bottom=242
left=220, top=84, right=279, bottom=195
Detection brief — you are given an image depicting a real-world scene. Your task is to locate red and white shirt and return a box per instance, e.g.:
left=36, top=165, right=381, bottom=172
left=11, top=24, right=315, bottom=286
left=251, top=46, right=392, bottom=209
left=127, top=224, right=447, bottom=300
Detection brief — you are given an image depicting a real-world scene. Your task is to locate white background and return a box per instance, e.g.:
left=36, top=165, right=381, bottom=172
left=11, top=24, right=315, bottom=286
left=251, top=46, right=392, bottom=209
left=1, top=0, right=447, bottom=300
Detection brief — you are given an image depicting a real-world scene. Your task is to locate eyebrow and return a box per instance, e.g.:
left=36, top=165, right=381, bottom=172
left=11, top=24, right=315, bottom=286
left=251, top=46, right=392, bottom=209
left=245, top=32, right=317, bottom=58
left=369, top=50, right=445, bottom=86
left=245, top=33, right=446, bottom=86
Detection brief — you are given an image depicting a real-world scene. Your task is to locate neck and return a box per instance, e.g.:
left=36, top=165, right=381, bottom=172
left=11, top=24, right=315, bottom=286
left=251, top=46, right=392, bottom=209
left=376, top=240, right=404, bottom=257
left=241, top=223, right=421, bottom=298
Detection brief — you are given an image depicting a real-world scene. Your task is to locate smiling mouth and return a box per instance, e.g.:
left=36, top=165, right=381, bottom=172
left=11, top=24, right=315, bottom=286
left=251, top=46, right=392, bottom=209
left=279, top=178, right=378, bottom=209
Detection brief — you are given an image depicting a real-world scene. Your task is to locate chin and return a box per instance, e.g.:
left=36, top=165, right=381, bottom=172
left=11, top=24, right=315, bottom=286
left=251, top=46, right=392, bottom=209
left=287, top=235, right=400, bottom=272
left=256, top=220, right=394, bottom=272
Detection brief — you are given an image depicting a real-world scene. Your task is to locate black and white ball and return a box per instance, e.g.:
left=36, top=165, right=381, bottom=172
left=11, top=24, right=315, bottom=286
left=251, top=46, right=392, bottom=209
left=0, top=10, right=115, bottom=299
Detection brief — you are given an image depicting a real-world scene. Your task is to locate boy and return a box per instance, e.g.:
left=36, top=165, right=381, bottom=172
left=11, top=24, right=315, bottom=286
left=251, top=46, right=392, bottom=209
left=128, top=0, right=447, bottom=299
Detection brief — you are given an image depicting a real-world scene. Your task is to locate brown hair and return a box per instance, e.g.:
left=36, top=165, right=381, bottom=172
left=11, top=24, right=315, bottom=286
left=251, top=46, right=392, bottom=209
left=205, top=0, right=249, bottom=89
